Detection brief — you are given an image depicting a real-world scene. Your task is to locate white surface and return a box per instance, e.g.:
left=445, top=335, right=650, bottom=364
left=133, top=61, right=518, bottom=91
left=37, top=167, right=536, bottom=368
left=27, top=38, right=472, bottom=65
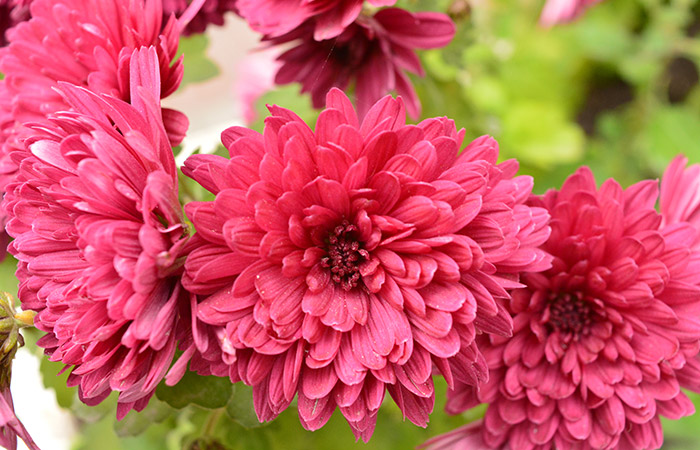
left=12, top=348, right=77, bottom=450
left=165, top=15, right=260, bottom=165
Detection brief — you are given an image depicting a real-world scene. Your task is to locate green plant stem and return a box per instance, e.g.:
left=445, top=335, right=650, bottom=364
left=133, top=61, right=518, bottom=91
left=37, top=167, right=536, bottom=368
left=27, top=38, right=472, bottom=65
left=202, top=408, right=224, bottom=438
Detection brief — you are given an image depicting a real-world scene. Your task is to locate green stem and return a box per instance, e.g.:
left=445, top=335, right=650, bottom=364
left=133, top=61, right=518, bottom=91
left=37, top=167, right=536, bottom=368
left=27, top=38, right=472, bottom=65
left=202, top=408, right=224, bottom=438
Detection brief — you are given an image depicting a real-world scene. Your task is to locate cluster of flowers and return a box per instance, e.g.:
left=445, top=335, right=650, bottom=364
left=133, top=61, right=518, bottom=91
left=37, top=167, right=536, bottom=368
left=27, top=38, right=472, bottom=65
left=0, top=1, right=695, bottom=450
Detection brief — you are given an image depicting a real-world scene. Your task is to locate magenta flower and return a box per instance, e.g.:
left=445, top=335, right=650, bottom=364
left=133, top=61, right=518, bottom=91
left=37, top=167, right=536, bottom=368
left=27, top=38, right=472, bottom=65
left=540, top=0, right=602, bottom=26
left=162, top=0, right=239, bottom=36
left=238, top=0, right=395, bottom=41
left=427, top=167, right=700, bottom=450
left=182, top=88, right=551, bottom=441
left=4, top=48, right=194, bottom=418
left=269, top=8, right=455, bottom=119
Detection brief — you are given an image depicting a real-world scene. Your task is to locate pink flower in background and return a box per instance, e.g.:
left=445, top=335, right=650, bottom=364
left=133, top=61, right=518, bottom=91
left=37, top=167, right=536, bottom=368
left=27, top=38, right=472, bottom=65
left=269, top=8, right=455, bottom=119
left=182, top=89, right=551, bottom=441
left=163, top=0, right=239, bottom=36
left=0, top=0, right=31, bottom=47
left=4, top=48, right=194, bottom=418
left=540, top=0, right=602, bottom=26
left=233, top=47, right=281, bottom=124
left=238, top=0, right=395, bottom=41
left=429, top=167, right=700, bottom=450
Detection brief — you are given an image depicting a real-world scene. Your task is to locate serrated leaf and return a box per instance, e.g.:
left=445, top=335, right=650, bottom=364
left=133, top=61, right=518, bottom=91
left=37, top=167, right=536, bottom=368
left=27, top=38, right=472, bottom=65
left=225, top=383, right=263, bottom=429
left=156, top=371, right=233, bottom=410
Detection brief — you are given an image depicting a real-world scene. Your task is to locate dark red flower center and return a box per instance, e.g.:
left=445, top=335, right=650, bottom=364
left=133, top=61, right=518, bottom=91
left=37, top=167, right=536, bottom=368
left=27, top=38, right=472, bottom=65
left=545, top=292, right=592, bottom=338
left=321, top=220, right=369, bottom=291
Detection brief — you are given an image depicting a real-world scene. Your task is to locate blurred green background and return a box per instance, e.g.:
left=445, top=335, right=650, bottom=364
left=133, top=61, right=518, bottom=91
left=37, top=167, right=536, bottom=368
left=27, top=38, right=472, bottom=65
left=10, top=0, right=700, bottom=448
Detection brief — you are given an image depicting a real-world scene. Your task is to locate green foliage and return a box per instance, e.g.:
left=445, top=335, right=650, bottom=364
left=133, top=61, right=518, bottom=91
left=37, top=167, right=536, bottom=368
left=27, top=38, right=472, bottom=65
left=225, top=384, right=263, bottom=429
left=177, top=35, right=220, bottom=88
left=156, top=371, right=234, bottom=410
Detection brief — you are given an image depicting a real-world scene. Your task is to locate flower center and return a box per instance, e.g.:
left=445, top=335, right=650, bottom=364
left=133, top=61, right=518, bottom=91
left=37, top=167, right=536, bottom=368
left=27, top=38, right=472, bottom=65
left=321, top=220, right=369, bottom=291
left=545, top=292, right=592, bottom=338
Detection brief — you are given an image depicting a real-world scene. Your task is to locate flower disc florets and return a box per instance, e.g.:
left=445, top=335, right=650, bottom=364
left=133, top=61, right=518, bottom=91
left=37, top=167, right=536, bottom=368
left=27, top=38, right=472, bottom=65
left=182, top=88, right=551, bottom=441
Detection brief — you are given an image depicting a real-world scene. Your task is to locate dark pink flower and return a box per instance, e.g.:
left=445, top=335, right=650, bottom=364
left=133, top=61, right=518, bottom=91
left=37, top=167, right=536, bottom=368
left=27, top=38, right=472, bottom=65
left=162, top=0, right=239, bottom=36
left=238, top=0, right=395, bottom=41
left=269, top=8, right=455, bottom=119
left=181, top=89, right=551, bottom=441
left=429, top=167, right=700, bottom=450
left=0, top=0, right=31, bottom=47
left=539, top=0, right=601, bottom=26
left=4, top=48, right=194, bottom=418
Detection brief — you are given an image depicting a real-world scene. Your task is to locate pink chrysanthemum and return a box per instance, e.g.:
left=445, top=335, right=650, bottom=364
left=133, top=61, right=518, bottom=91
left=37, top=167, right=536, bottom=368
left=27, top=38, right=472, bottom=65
left=0, top=0, right=31, bottom=47
left=661, top=155, right=700, bottom=241
left=269, top=8, right=455, bottom=119
left=427, top=167, right=700, bottom=450
left=181, top=88, right=551, bottom=441
left=233, top=47, right=281, bottom=125
left=238, top=0, right=395, bottom=41
left=162, top=0, right=238, bottom=36
left=0, top=0, right=189, bottom=259
left=4, top=48, right=193, bottom=418
left=0, top=0, right=188, bottom=151
left=539, top=0, right=602, bottom=26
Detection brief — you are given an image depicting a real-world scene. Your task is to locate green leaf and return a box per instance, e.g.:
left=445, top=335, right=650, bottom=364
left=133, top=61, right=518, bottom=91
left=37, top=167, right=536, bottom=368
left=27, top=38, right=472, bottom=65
left=39, top=356, right=76, bottom=409
left=156, top=371, right=234, bottom=410
left=644, top=106, right=700, bottom=166
left=225, top=383, right=264, bottom=429
left=177, top=34, right=220, bottom=88
left=0, top=256, right=18, bottom=298
left=115, top=397, right=175, bottom=437
left=499, top=102, right=585, bottom=168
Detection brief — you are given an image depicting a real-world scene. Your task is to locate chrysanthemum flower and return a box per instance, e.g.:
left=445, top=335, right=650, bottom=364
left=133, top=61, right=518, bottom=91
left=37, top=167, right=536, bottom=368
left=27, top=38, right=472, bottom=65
left=0, top=0, right=189, bottom=259
left=427, top=167, right=700, bottom=450
left=162, top=0, right=239, bottom=36
left=540, top=0, right=601, bottom=26
left=269, top=8, right=455, bottom=119
left=0, top=0, right=188, bottom=149
left=182, top=88, right=551, bottom=441
left=4, top=48, right=193, bottom=418
left=661, top=155, right=700, bottom=242
left=238, top=0, right=395, bottom=41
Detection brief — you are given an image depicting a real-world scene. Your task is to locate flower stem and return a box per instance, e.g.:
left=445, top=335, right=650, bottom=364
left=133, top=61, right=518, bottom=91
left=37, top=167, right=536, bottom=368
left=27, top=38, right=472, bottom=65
left=202, top=408, right=224, bottom=438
